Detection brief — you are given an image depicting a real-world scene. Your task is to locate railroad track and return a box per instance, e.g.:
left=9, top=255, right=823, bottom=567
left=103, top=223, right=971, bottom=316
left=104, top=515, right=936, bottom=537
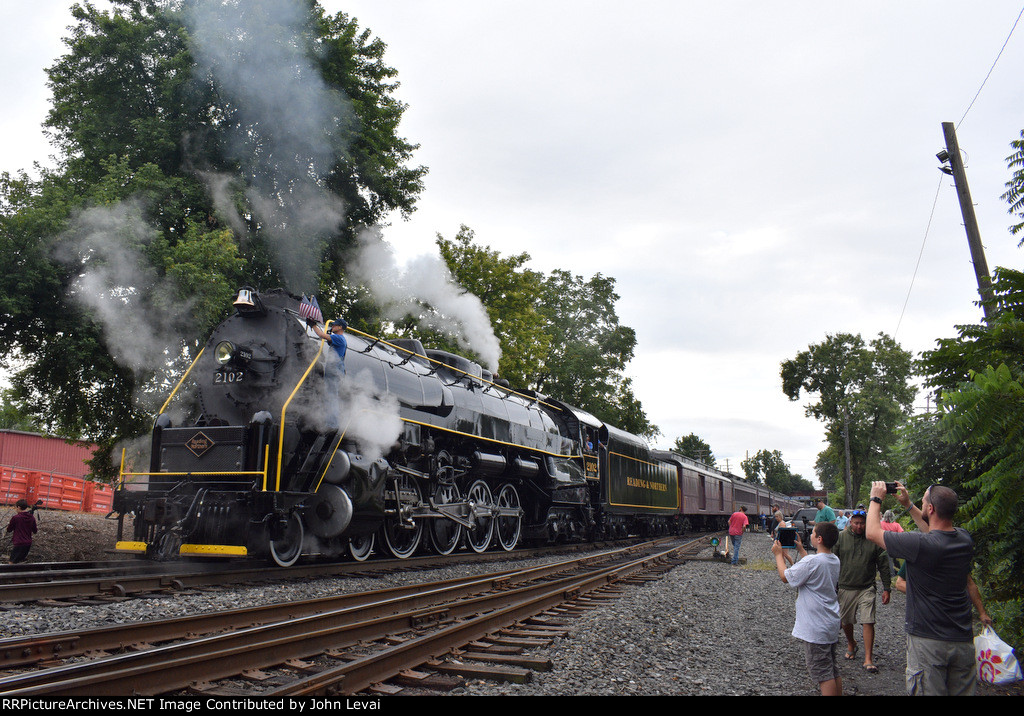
left=0, top=539, right=646, bottom=604
left=0, top=534, right=717, bottom=696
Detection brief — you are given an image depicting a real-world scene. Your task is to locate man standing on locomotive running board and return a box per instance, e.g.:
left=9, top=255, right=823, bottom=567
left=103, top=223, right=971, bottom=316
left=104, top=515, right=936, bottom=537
left=309, top=318, right=348, bottom=431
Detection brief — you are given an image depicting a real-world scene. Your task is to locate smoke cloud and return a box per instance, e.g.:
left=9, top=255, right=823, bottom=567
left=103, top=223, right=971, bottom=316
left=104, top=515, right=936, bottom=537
left=55, top=200, right=194, bottom=389
left=49, top=2, right=500, bottom=476
left=184, top=0, right=351, bottom=293
left=54, top=199, right=200, bottom=480
left=183, top=2, right=503, bottom=370
left=349, top=228, right=503, bottom=372
left=284, top=364, right=404, bottom=464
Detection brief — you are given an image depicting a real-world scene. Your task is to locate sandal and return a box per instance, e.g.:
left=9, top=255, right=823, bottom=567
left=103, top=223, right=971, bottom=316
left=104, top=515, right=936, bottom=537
left=844, top=645, right=858, bottom=660
left=863, top=664, right=879, bottom=674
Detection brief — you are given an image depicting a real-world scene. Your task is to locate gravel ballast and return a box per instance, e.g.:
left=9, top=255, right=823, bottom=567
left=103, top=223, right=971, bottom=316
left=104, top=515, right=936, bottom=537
left=1, top=514, right=1017, bottom=696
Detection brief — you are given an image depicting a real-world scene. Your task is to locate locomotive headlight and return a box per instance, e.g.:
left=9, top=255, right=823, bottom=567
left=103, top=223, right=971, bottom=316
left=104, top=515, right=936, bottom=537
left=214, top=341, right=235, bottom=365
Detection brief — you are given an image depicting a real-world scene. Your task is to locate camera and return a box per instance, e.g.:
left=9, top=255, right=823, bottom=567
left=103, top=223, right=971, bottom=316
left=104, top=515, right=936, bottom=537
left=777, top=527, right=798, bottom=547
left=885, top=482, right=898, bottom=494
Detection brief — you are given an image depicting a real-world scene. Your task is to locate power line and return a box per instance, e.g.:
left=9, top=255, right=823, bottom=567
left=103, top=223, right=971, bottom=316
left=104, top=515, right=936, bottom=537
left=896, top=5, right=1023, bottom=337
left=895, top=175, right=943, bottom=340
left=957, top=4, right=1024, bottom=130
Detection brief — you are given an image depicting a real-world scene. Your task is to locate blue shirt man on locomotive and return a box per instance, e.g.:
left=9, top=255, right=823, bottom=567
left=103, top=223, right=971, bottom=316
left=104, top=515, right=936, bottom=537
left=311, top=318, right=348, bottom=375
left=309, top=317, right=348, bottom=430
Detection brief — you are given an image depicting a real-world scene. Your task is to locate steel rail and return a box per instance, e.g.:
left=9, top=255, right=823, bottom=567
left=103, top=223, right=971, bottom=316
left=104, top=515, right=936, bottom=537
left=0, top=538, right=698, bottom=696
left=0, top=538, right=649, bottom=603
left=271, top=540, right=697, bottom=696
left=0, top=560, right=156, bottom=582
left=0, top=540, right=657, bottom=668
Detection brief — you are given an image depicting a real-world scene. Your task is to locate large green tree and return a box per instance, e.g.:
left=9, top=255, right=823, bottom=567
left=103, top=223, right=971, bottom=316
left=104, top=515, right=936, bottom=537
left=781, top=332, right=915, bottom=507
left=533, top=269, right=658, bottom=439
left=0, top=0, right=425, bottom=475
left=436, top=230, right=658, bottom=439
left=741, top=448, right=813, bottom=494
left=672, top=433, right=716, bottom=466
left=433, top=226, right=550, bottom=389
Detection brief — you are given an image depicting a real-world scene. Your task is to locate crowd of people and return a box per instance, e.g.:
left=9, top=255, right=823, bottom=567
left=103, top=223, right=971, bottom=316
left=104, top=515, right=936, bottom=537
left=729, top=482, right=992, bottom=697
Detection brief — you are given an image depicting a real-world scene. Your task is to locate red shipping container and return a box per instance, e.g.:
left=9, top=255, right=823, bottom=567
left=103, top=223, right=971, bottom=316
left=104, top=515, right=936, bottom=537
left=1, top=466, right=31, bottom=506
left=85, top=481, right=114, bottom=514
left=28, top=472, right=87, bottom=512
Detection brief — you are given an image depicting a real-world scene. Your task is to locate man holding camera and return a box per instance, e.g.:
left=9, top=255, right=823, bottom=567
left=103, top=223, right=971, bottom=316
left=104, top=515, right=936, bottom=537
left=833, top=509, right=890, bottom=674
left=772, top=522, right=843, bottom=696
left=865, top=481, right=992, bottom=696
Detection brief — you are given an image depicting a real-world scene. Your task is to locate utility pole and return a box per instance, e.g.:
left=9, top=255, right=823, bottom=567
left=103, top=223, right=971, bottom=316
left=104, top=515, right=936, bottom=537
left=940, top=121, right=994, bottom=319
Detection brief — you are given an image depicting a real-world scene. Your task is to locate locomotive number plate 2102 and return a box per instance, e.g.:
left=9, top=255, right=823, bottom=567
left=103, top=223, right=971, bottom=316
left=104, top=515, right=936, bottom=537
left=214, top=369, right=245, bottom=384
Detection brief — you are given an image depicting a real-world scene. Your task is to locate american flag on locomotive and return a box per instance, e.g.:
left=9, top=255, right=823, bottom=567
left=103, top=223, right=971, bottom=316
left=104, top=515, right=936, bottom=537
left=299, top=295, right=323, bottom=323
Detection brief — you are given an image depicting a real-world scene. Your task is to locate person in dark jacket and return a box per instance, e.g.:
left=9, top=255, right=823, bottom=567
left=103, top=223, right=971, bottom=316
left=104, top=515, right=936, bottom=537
left=6, top=499, right=38, bottom=564
left=833, top=509, right=890, bottom=674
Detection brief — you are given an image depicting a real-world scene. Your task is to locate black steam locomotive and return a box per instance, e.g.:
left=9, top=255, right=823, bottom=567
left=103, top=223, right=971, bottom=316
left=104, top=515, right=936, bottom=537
left=113, top=288, right=800, bottom=565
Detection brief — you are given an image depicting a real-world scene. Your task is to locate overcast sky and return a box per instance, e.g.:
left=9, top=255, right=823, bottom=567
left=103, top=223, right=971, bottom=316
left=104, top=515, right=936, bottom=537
left=3, top=1, right=1024, bottom=484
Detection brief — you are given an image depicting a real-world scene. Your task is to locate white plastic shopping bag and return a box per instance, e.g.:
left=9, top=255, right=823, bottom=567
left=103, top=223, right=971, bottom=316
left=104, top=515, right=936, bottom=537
left=975, top=626, right=1023, bottom=685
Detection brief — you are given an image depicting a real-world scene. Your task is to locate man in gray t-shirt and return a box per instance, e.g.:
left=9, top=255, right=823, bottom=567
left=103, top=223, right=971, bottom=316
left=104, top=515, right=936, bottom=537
left=866, top=481, right=992, bottom=696
left=883, top=528, right=973, bottom=641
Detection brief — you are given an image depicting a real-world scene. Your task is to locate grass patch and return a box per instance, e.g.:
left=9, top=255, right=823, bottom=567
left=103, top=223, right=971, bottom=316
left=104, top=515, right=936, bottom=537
left=743, top=558, right=778, bottom=571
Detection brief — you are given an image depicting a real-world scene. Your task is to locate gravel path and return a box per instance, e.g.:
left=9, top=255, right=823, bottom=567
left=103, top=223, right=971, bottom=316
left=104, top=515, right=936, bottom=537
left=2, top=519, right=1017, bottom=696
left=455, top=530, right=910, bottom=696
left=457, top=531, right=1015, bottom=696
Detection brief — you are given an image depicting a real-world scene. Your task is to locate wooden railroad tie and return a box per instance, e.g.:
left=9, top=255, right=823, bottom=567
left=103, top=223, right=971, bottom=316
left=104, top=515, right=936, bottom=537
left=427, top=658, right=533, bottom=684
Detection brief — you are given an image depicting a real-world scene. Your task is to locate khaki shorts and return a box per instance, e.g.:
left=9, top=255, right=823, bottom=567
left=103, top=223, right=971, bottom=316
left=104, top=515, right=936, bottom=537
left=906, top=633, right=976, bottom=696
left=839, top=585, right=876, bottom=625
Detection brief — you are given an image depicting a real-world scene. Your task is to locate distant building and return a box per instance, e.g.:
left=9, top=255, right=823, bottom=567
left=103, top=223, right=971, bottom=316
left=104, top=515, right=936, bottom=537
left=790, top=489, right=828, bottom=507
left=0, top=429, right=97, bottom=478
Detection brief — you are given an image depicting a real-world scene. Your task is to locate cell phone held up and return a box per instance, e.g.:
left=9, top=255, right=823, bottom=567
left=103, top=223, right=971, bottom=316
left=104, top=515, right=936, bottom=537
left=885, top=482, right=898, bottom=494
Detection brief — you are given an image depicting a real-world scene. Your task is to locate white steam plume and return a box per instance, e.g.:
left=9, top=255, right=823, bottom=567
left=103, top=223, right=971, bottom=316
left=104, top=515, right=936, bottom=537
left=349, top=228, right=502, bottom=372
left=54, top=200, right=195, bottom=415
left=184, top=0, right=350, bottom=292
left=284, top=366, right=404, bottom=464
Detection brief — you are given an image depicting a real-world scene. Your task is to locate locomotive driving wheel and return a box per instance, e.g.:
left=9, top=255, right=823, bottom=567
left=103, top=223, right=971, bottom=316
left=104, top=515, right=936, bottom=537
left=269, top=512, right=304, bottom=567
left=382, top=473, right=424, bottom=559
left=495, top=482, right=522, bottom=551
left=429, top=482, right=464, bottom=555
left=348, top=533, right=374, bottom=561
left=465, top=479, right=494, bottom=553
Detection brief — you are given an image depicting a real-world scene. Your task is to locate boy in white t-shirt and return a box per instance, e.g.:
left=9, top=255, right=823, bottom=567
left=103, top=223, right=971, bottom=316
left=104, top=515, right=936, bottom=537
left=772, top=521, right=842, bottom=696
